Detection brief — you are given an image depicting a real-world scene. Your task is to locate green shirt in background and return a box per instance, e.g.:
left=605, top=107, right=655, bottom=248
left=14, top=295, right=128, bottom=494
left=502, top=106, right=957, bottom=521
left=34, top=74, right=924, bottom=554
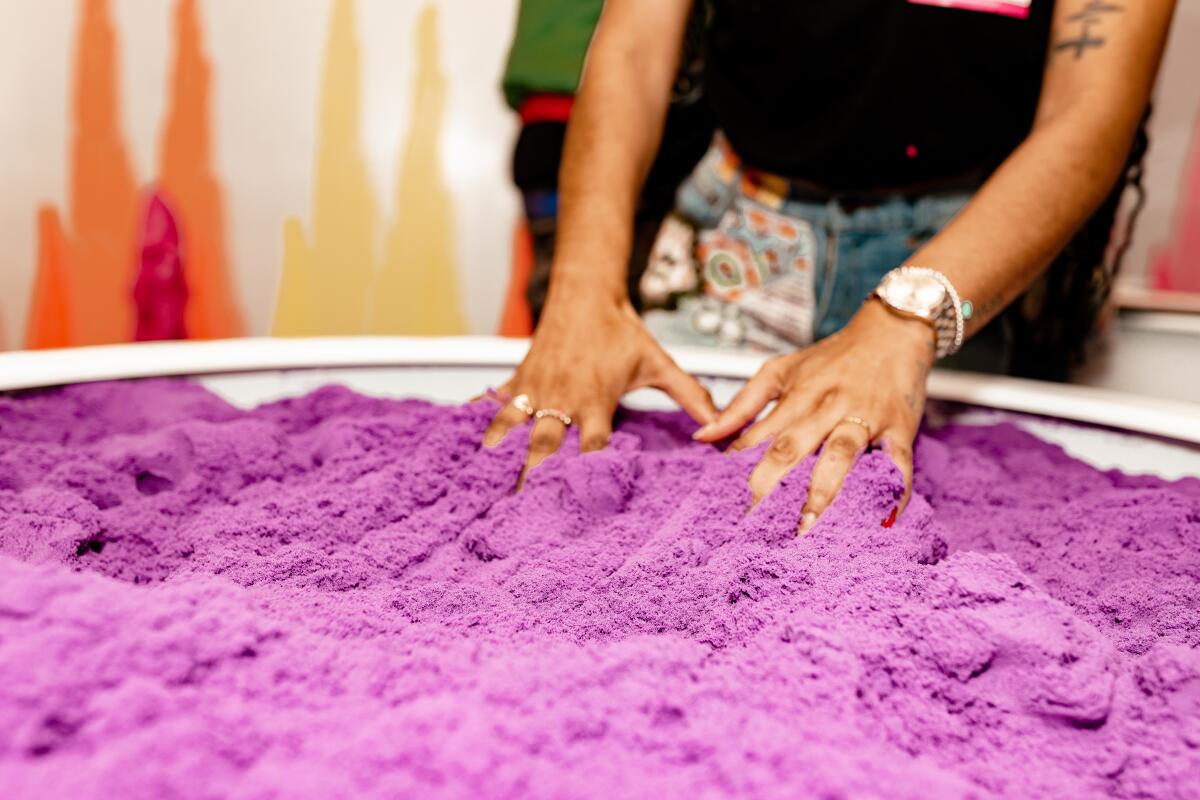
left=502, top=0, right=603, bottom=111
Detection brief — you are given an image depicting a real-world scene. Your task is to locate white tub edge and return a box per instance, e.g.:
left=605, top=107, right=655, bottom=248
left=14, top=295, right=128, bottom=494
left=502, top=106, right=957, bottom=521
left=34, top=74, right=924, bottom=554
left=2, top=336, right=1198, bottom=446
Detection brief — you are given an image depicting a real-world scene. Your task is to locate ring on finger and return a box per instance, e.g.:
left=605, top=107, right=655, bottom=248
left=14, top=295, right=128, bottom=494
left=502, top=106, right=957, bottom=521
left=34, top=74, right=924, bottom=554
left=534, top=408, right=572, bottom=426
left=511, top=394, right=536, bottom=417
left=843, top=415, right=872, bottom=440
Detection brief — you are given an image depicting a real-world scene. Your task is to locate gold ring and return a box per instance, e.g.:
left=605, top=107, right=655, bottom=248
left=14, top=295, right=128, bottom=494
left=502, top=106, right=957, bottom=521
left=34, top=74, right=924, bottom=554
left=511, top=394, right=536, bottom=417
left=534, top=408, right=572, bottom=426
left=843, top=415, right=872, bottom=439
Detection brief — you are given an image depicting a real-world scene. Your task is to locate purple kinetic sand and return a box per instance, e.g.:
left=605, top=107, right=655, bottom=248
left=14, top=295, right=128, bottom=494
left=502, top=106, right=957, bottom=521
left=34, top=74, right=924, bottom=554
left=1, top=379, right=1198, bottom=799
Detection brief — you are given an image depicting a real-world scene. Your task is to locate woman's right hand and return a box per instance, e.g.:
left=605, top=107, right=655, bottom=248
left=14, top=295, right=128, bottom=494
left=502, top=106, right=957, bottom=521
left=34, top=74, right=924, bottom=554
left=483, top=292, right=718, bottom=483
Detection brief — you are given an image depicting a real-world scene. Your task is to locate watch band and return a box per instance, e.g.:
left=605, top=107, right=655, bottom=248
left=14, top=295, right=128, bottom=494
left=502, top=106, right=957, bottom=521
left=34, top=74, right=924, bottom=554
left=873, top=266, right=971, bottom=359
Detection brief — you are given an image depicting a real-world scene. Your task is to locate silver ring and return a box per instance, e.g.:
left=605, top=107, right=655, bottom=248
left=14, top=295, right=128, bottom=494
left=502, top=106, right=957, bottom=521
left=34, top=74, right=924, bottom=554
left=843, top=415, right=872, bottom=439
left=534, top=408, right=572, bottom=426
left=511, top=394, right=536, bottom=417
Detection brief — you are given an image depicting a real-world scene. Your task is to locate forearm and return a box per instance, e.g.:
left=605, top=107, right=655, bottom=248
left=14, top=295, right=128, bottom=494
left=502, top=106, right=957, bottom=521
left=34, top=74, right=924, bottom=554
left=547, top=2, right=690, bottom=308
left=910, top=0, right=1175, bottom=338
left=910, top=105, right=1138, bottom=336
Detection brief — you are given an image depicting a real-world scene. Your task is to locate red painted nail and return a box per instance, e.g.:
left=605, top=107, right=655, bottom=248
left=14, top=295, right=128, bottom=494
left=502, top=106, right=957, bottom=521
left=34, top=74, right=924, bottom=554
left=881, top=506, right=898, bottom=528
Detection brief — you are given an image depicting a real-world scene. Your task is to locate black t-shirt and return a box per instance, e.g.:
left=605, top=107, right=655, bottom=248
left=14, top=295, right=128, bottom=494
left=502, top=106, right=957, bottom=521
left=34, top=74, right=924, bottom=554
left=705, top=0, right=1054, bottom=191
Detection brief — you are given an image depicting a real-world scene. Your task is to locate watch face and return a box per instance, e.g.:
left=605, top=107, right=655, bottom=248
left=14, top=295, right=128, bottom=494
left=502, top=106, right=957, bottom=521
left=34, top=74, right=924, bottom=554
left=881, top=272, right=946, bottom=318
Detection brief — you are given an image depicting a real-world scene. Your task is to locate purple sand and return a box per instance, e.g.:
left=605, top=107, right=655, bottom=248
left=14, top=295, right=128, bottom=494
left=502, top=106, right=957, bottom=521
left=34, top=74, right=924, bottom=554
left=1, top=379, right=1198, bottom=799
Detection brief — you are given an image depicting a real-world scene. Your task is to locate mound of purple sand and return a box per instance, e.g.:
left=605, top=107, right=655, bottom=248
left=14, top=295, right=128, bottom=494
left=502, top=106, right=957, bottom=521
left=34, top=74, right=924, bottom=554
left=1, top=379, right=1198, bottom=799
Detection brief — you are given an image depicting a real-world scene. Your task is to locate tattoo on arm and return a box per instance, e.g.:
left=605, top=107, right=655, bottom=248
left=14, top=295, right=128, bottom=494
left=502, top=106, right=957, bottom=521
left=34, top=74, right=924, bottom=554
left=974, top=295, right=1006, bottom=319
left=904, top=369, right=924, bottom=415
left=904, top=389, right=920, bottom=414
left=1054, top=1, right=1124, bottom=60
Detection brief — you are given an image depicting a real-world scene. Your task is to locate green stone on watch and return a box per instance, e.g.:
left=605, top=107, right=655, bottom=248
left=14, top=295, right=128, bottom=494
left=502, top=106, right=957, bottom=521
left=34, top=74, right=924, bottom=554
left=961, top=300, right=974, bottom=320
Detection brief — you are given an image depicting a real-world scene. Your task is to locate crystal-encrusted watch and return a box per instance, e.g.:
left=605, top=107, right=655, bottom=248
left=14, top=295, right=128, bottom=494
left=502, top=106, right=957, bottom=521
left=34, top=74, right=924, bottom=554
left=871, top=266, right=972, bottom=359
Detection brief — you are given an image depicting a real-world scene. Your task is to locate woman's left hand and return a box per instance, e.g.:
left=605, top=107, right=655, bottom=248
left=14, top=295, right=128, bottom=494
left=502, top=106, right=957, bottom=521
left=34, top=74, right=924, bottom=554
left=692, top=299, right=937, bottom=533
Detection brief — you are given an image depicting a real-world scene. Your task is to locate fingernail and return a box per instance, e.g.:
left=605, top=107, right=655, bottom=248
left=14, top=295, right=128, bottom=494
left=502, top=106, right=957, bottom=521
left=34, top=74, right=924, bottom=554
left=692, top=423, right=714, bottom=440
left=483, top=433, right=500, bottom=448
left=798, top=511, right=818, bottom=535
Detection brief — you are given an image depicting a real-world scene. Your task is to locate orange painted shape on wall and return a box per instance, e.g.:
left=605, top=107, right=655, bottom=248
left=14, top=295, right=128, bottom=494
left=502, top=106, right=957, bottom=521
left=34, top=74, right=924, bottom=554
left=159, top=0, right=243, bottom=340
left=26, top=208, right=73, bottom=350
left=498, top=217, right=534, bottom=337
left=66, top=0, right=140, bottom=345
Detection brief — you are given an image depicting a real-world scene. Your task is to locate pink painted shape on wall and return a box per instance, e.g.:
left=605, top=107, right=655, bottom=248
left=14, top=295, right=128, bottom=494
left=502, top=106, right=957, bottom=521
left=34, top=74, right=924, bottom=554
left=1151, top=111, right=1200, bottom=292
left=134, top=191, right=189, bottom=341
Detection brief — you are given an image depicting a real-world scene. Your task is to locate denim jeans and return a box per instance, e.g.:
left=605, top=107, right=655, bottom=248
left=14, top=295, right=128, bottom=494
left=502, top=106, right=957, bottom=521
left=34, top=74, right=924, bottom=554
left=642, top=138, right=1010, bottom=373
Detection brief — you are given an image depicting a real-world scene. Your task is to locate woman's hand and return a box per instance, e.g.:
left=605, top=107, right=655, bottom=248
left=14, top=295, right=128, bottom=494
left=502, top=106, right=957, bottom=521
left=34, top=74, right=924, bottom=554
left=484, top=292, right=718, bottom=482
left=694, top=299, right=936, bottom=532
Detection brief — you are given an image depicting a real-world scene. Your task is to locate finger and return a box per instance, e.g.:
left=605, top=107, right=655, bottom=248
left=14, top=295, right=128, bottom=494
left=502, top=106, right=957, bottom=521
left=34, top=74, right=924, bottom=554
left=644, top=358, right=718, bottom=427
left=470, top=380, right=514, bottom=405
left=520, top=413, right=569, bottom=484
left=747, top=406, right=839, bottom=505
left=578, top=406, right=613, bottom=453
left=693, top=362, right=784, bottom=442
left=878, top=428, right=916, bottom=514
left=729, top=403, right=790, bottom=451
left=798, top=420, right=873, bottom=534
left=483, top=398, right=532, bottom=448
left=730, top=385, right=823, bottom=450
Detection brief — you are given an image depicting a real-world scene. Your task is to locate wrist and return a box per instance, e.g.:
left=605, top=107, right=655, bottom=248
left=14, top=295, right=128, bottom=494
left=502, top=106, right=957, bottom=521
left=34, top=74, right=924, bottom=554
left=545, top=268, right=629, bottom=312
left=872, top=265, right=969, bottom=359
left=857, top=297, right=938, bottom=365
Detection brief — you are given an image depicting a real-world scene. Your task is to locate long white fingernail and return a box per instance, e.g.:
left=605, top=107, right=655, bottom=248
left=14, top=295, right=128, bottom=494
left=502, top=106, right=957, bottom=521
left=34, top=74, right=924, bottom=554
left=798, top=511, right=818, bottom=535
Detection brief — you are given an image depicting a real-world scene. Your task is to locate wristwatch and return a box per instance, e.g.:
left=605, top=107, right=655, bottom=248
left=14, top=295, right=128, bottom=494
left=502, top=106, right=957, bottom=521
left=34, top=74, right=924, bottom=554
left=871, top=266, right=973, bottom=359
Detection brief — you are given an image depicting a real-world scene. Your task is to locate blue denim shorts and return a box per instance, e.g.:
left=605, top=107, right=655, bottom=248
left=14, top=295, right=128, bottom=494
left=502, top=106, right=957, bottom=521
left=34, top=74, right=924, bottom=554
left=643, top=137, right=974, bottom=354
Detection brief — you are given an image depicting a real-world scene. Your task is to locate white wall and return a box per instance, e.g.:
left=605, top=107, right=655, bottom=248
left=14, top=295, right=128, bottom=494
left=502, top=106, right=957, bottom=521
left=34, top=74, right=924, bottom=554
left=1, top=0, right=1197, bottom=350
left=0, top=0, right=520, bottom=348
left=1123, top=0, right=1200, bottom=286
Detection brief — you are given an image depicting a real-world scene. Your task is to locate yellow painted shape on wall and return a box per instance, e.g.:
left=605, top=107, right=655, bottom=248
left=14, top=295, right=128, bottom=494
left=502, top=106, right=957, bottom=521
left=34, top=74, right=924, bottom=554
left=273, top=0, right=379, bottom=336
left=370, top=6, right=465, bottom=335
left=159, top=0, right=244, bottom=340
left=274, top=218, right=318, bottom=335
